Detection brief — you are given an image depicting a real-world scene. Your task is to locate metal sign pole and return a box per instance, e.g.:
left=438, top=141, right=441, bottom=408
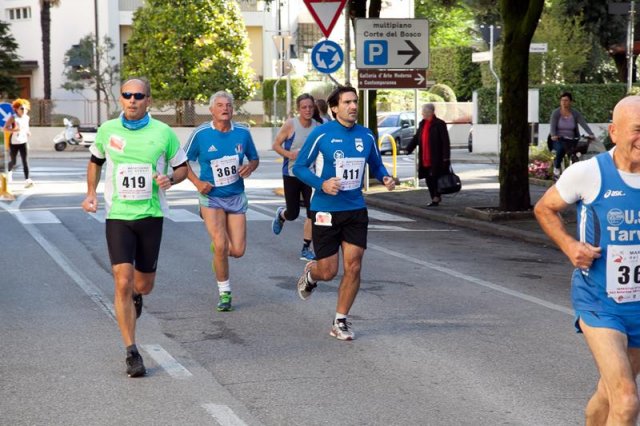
left=364, top=89, right=369, bottom=191
left=414, top=89, right=419, bottom=188
left=629, top=1, right=636, bottom=93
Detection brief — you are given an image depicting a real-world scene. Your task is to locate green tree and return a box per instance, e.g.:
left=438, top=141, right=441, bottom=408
left=123, top=0, right=256, bottom=103
left=563, top=0, right=632, bottom=82
left=499, top=0, right=544, bottom=212
left=415, top=1, right=475, bottom=47
left=62, top=35, right=120, bottom=118
left=0, top=20, right=21, bottom=98
left=529, top=1, right=590, bottom=84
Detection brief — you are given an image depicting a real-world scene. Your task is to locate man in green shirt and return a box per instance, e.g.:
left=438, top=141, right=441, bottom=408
left=81, top=78, right=188, bottom=377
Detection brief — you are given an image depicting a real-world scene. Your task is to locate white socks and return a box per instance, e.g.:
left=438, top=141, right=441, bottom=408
left=217, top=280, right=231, bottom=294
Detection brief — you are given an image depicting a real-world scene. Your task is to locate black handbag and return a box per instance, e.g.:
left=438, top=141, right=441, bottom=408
left=437, top=166, right=462, bottom=194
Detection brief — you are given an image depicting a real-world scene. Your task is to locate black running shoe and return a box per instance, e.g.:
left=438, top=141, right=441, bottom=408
left=126, top=351, right=146, bottom=378
left=133, top=293, right=143, bottom=319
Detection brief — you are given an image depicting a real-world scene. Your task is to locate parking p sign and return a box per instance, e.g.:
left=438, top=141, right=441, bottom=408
left=355, top=18, right=429, bottom=69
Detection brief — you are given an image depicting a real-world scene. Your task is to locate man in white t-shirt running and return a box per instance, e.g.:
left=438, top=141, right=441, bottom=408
left=535, top=96, right=640, bottom=425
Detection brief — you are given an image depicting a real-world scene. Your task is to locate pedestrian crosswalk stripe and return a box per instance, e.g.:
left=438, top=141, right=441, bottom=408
left=59, top=205, right=413, bottom=225
left=245, top=208, right=274, bottom=221
left=368, top=208, right=414, bottom=222
left=167, top=208, right=202, bottom=222
left=16, top=210, right=60, bottom=224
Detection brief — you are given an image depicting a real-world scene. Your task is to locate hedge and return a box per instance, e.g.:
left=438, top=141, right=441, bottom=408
left=477, top=83, right=631, bottom=124
left=429, top=46, right=482, bottom=102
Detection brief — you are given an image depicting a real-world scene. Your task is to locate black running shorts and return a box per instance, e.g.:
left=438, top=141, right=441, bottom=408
left=105, top=217, right=164, bottom=273
left=311, top=208, right=368, bottom=260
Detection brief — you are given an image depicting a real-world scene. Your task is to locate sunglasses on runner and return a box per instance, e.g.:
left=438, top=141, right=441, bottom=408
left=121, top=92, right=146, bottom=100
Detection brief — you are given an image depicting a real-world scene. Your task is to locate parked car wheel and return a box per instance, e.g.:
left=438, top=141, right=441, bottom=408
left=467, top=129, right=473, bottom=153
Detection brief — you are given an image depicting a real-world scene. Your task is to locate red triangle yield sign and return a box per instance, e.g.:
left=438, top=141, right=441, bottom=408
left=303, top=0, right=347, bottom=38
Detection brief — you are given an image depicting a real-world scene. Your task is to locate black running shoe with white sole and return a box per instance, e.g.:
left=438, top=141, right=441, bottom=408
left=126, top=351, right=146, bottom=377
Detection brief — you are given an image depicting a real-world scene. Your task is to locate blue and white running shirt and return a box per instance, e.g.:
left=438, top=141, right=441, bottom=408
left=293, top=120, right=389, bottom=212
left=185, top=122, right=259, bottom=198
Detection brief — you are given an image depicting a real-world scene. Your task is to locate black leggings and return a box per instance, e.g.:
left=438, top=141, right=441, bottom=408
left=8, top=143, right=29, bottom=179
left=283, top=175, right=313, bottom=220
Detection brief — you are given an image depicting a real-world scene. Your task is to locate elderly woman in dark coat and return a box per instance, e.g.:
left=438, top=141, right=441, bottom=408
left=406, top=103, right=451, bottom=207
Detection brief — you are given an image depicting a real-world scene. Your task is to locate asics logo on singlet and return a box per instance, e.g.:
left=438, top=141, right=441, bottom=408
left=330, top=138, right=343, bottom=143
left=604, top=189, right=625, bottom=198
left=208, top=145, right=217, bottom=152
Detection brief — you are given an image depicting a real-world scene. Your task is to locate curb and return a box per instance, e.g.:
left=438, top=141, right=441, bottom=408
left=365, top=194, right=554, bottom=247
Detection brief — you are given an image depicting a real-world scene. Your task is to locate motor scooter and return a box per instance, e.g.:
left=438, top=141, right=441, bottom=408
left=53, top=118, right=98, bottom=151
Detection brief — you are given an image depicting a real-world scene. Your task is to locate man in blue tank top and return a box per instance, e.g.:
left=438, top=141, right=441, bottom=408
left=535, top=96, right=640, bottom=425
left=293, top=86, right=395, bottom=341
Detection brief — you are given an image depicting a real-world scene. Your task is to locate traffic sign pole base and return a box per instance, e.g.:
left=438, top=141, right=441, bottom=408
left=0, top=173, right=15, bottom=201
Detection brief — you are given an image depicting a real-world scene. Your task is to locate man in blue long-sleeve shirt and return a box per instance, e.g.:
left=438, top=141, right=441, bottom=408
left=293, top=86, right=395, bottom=340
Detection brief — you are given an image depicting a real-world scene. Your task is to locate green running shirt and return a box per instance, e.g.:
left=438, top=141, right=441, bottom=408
left=90, top=117, right=187, bottom=220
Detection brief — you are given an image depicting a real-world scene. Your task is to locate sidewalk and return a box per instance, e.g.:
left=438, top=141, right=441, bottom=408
left=366, top=149, right=573, bottom=247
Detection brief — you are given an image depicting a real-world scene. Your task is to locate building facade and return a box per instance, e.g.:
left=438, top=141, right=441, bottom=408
left=1, top=0, right=411, bottom=124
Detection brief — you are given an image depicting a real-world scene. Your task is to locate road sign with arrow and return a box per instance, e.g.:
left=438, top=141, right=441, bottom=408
left=357, top=69, right=431, bottom=90
left=355, top=18, right=429, bottom=69
left=311, top=40, right=344, bottom=74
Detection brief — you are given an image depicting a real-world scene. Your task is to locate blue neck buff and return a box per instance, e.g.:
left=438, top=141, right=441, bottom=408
left=120, top=112, right=150, bottom=130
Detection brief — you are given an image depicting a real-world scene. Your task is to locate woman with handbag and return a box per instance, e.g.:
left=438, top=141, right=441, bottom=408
left=406, top=103, right=451, bottom=207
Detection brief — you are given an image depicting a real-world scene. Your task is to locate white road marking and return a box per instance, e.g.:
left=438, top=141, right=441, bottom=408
left=168, top=208, right=202, bottom=222
left=369, top=224, right=457, bottom=232
left=369, top=243, right=573, bottom=316
left=368, top=208, right=414, bottom=222
left=15, top=210, right=60, bottom=224
left=202, top=403, right=248, bottom=426
left=245, top=208, right=274, bottom=221
left=140, top=344, right=193, bottom=378
left=89, top=210, right=105, bottom=223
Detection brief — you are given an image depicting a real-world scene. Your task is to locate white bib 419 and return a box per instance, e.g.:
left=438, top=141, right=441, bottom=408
left=606, top=244, right=640, bottom=303
left=211, top=155, right=240, bottom=187
left=336, top=157, right=365, bottom=191
left=116, top=163, right=152, bottom=200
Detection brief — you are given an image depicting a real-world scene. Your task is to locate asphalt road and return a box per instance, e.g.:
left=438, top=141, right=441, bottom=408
left=1, top=152, right=594, bottom=426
